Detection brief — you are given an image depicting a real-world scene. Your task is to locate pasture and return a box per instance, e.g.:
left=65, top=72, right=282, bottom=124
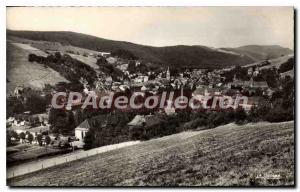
left=8, top=121, right=294, bottom=186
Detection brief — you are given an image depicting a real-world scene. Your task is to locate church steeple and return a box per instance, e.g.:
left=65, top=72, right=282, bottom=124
left=166, top=67, right=170, bottom=80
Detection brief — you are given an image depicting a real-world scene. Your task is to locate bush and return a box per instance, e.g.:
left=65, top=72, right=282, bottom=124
left=27, top=133, right=34, bottom=144
left=7, top=97, right=25, bottom=117
left=37, top=134, right=43, bottom=146
left=235, top=107, right=247, bottom=124
left=7, top=131, right=12, bottom=146
left=96, top=56, right=108, bottom=66
left=183, top=117, right=208, bottom=130
left=28, top=54, right=45, bottom=63
left=264, top=106, right=293, bottom=122
left=19, top=132, right=26, bottom=141
left=45, top=135, right=51, bottom=146
left=11, top=131, right=19, bottom=140
left=248, top=105, right=260, bottom=122
left=83, top=129, right=94, bottom=150
left=24, top=93, right=47, bottom=114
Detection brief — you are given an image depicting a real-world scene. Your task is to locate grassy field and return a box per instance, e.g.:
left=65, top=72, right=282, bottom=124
left=8, top=121, right=294, bottom=186
left=6, top=41, right=68, bottom=94
left=243, top=54, right=293, bottom=69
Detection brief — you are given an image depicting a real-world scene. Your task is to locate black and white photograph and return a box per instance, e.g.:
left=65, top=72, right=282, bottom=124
left=5, top=6, right=295, bottom=187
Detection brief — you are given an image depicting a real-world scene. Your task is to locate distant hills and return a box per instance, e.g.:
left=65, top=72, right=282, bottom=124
left=7, top=30, right=293, bottom=69
left=221, top=45, right=293, bottom=61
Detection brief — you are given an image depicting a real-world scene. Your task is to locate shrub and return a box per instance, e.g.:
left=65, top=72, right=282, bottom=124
left=45, top=135, right=51, bottom=146
left=24, top=93, right=47, bottom=114
left=27, top=133, right=34, bottom=144
left=19, top=132, right=26, bottom=140
left=235, top=107, right=247, bottom=124
left=264, top=106, right=293, bottom=122
left=248, top=105, right=260, bottom=122
left=37, top=134, right=43, bottom=146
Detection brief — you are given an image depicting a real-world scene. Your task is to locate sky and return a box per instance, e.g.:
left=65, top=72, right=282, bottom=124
left=7, top=7, right=294, bottom=49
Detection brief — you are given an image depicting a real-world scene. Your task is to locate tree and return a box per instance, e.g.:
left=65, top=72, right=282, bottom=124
left=66, top=110, right=76, bottom=132
left=260, top=67, right=279, bottom=88
left=256, top=100, right=272, bottom=120
left=49, top=108, right=72, bottom=134
left=83, top=129, right=95, bottom=150
left=96, top=56, right=107, bottom=66
left=28, top=133, right=34, bottom=144
left=127, top=60, right=136, bottom=73
left=6, top=97, right=24, bottom=117
left=19, top=132, right=26, bottom=143
left=45, top=135, right=51, bottom=151
left=24, top=93, right=47, bottom=114
left=51, top=116, right=69, bottom=134
left=74, top=109, right=84, bottom=127
left=279, top=57, right=294, bottom=73
left=37, top=134, right=43, bottom=146
left=111, top=49, right=137, bottom=60
left=235, top=107, right=247, bottom=124
left=248, top=105, right=260, bottom=122
left=45, top=135, right=51, bottom=146
left=7, top=131, right=12, bottom=146
left=11, top=131, right=19, bottom=141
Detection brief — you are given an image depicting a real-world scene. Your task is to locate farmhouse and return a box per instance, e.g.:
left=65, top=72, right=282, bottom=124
left=75, top=119, right=91, bottom=141
left=99, top=52, right=111, bottom=57
left=128, top=115, right=146, bottom=128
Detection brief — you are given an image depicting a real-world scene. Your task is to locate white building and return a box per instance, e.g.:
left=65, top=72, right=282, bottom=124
left=99, top=52, right=111, bottom=57
left=75, top=120, right=90, bottom=141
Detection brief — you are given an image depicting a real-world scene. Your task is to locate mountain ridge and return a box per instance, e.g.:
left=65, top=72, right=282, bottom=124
left=7, top=30, right=293, bottom=69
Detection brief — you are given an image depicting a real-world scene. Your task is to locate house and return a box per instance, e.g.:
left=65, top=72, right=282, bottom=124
left=253, top=70, right=260, bottom=77
left=128, top=115, right=146, bottom=128
left=164, top=100, right=176, bottom=115
left=248, top=67, right=253, bottom=75
left=14, top=86, right=24, bottom=98
left=75, top=120, right=91, bottom=141
left=99, top=52, right=111, bottom=57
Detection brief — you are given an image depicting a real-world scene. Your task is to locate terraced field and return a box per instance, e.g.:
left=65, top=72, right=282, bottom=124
left=8, top=121, right=294, bottom=186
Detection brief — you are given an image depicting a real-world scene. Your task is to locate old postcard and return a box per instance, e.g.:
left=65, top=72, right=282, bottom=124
left=6, top=7, right=294, bottom=187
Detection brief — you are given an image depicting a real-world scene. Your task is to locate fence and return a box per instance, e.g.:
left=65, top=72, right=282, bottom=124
left=7, top=141, right=140, bottom=179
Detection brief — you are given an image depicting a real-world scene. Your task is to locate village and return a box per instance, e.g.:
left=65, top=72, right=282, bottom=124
left=5, top=6, right=295, bottom=187
left=6, top=46, right=294, bottom=168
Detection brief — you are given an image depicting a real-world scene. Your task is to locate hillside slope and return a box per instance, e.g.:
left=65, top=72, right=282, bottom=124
left=8, top=121, right=294, bottom=186
left=221, top=45, right=293, bottom=61
left=6, top=41, right=69, bottom=94
left=7, top=30, right=257, bottom=69
left=242, top=54, right=294, bottom=69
